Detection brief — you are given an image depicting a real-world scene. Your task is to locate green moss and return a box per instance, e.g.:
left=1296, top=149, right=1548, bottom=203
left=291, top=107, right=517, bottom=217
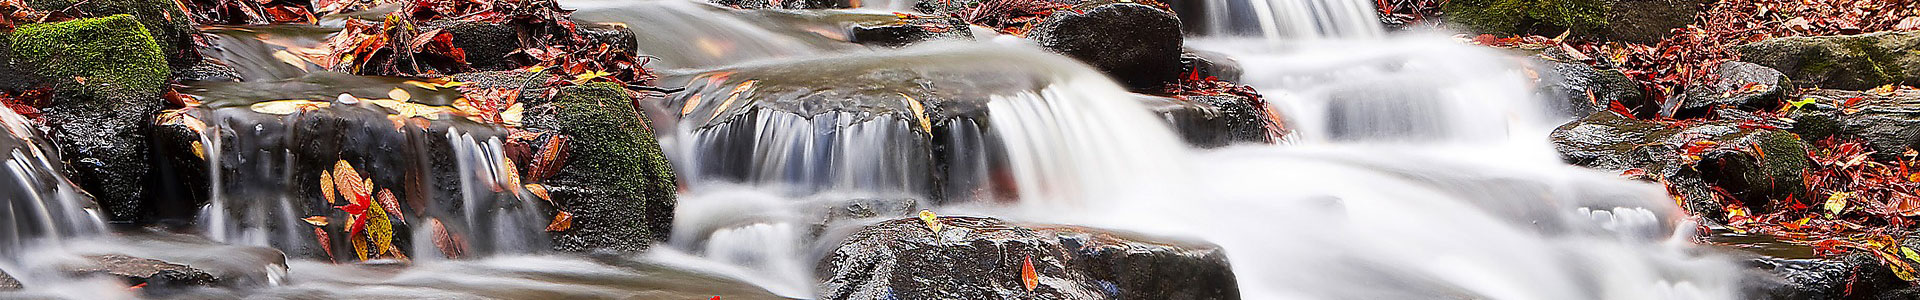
left=529, top=82, right=678, bottom=251
left=25, top=0, right=197, bottom=68
left=1444, top=0, right=1611, bottom=35
left=7, top=15, right=170, bottom=101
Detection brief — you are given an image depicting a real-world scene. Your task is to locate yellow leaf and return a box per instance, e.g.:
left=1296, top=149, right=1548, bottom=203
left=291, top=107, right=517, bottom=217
left=500, top=103, right=525, bottom=127
left=901, top=93, right=929, bottom=133
left=302, top=216, right=330, bottom=226
left=367, top=198, right=395, bottom=256
left=320, top=171, right=337, bottom=205
left=571, top=70, right=611, bottom=84
left=191, top=141, right=205, bottom=161
left=250, top=100, right=327, bottom=115
left=1826, top=192, right=1853, bottom=218
left=525, top=65, right=546, bottom=73
left=388, top=88, right=412, bottom=102
left=919, top=210, right=942, bottom=233
left=351, top=234, right=369, bottom=261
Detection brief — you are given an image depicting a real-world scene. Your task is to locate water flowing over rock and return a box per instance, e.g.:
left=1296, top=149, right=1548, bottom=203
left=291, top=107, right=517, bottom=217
left=0, top=92, right=104, bottom=259
left=1140, top=94, right=1274, bottom=148
left=6, top=15, right=171, bottom=223
left=816, top=216, right=1237, bottom=300
left=1735, top=31, right=1920, bottom=90
left=1532, top=58, right=1647, bottom=119
left=63, top=255, right=218, bottom=289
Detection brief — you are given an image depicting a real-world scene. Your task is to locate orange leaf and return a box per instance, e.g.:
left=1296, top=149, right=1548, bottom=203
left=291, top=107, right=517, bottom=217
left=320, top=171, right=336, bottom=204
left=1021, top=256, right=1038, bottom=292
left=547, top=211, right=574, bottom=232
left=376, top=189, right=406, bottom=224
left=525, top=184, right=555, bottom=206
left=303, top=216, right=330, bottom=226
left=314, top=228, right=334, bottom=262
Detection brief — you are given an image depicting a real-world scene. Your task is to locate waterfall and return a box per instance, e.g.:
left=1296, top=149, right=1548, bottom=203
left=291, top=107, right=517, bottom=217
left=1178, top=0, right=1386, bottom=39
left=0, top=107, right=105, bottom=259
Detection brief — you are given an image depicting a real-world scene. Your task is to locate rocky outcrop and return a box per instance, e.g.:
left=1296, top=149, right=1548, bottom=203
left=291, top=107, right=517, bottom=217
left=522, top=83, right=678, bottom=251
left=1671, top=61, right=1790, bottom=118
left=65, top=255, right=218, bottom=289
left=1735, top=32, right=1920, bottom=90
left=7, top=15, right=171, bottom=222
left=1026, top=3, right=1183, bottom=92
left=1551, top=112, right=1810, bottom=216
left=1444, top=0, right=1707, bottom=43
left=817, top=216, right=1238, bottom=300
left=0, top=268, right=19, bottom=291
left=1601, top=0, right=1712, bottom=44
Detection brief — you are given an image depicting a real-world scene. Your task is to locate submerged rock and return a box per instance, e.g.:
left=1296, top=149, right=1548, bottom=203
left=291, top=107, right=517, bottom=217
left=737, top=9, right=973, bottom=48
left=1672, top=61, right=1790, bottom=118
left=7, top=15, right=171, bottom=222
left=1551, top=112, right=1809, bottom=216
left=1736, top=32, right=1920, bottom=90
left=522, top=83, right=678, bottom=251
left=1026, top=3, right=1183, bottom=92
left=817, top=216, right=1238, bottom=300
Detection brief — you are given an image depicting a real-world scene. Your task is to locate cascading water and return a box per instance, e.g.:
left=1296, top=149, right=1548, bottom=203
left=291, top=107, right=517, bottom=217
left=0, top=105, right=106, bottom=269
left=568, top=0, right=854, bottom=69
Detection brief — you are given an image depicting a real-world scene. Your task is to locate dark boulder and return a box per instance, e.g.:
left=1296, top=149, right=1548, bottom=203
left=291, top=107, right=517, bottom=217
left=1551, top=112, right=1809, bottom=216
left=522, top=83, right=678, bottom=251
left=1532, top=58, right=1647, bottom=119
left=7, top=15, right=172, bottom=222
left=1671, top=61, right=1791, bottom=118
left=24, top=0, right=200, bottom=69
left=1139, top=94, right=1275, bottom=148
left=1786, top=88, right=1920, bottom=160
left=1443, top=0, right=1707, bottom=43
left=848, top=15, right=971, bottom=47
left=1743, top=251, right=1912, bottom=300
left=737, top=9, right=973, bottom=48
left=816, top=216, right=1238, bottom=300
left=1026, top=3, right=1184, bottom=92
left=1735, top=31, right=1920, bottom=90
left=1182, top=48, right=1242, bottom=83
left=1601, top=0, right=1712, bottom=44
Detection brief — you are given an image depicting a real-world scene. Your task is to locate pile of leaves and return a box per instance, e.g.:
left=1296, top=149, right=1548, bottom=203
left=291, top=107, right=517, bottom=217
left=182, top=0, right=316, bottom=25
left=323, top=0, right=654, bottom=85
left=1170, top=69, right=1289, bottom=142
left=949, top=0, right=1067, bottom=34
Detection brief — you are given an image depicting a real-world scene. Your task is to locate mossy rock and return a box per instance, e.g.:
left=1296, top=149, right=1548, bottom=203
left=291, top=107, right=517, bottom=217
left=1735, top=32, right=1920, bottom=90
left=1551, top=112, right=1810, bottom=218
left=6, top=15, right=169, bottom=222
left=26, top=0, right=198, bottom=70
left=1443, top=0, right=1611, bottom=36
left=523, top=83, right=677, bottom=252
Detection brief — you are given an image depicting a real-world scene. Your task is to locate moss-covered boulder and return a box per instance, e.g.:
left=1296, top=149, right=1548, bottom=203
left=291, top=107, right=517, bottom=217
left=1551, top=112, right=1810, bottom=217
left=6, top=15, right=170, bottom=222
left=523, top=83, right=677, bottom=252
left=1735, top=32, right=1920, bottom=90
left=25, top=0, right=199, bottom=70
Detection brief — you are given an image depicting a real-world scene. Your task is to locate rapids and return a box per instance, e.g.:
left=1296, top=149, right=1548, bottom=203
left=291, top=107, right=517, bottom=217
left=0, top=0, right=1755, bottom=299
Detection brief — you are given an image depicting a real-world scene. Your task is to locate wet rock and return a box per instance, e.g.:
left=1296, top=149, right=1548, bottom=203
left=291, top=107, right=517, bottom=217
left=817, top=216, right=1238, bottom=300
left=0, top=268, right=19, bottom=291
left=65, top=255, right=217, bottom=289
left=7, top=15, right=171, bottom=222
left=1735, top=31, right=1920, bottom=90
left=1182, top=49, right=1242, bottom=83
left=1139, top=94, right=1273, bottom=148
left=1550, top=112, right=1809, bottom=216
left=446, top=21, right=523, bottom=72
left=1532, top=58, right=1647, bottom=119
left=1027, top=3, right=1183, bottom=92
left=1671, top=61, right=1791, bottom=118
left=805, top=197, right=919, bottom=238
left=1601, top=0, right=1712, bottom=44
left=712, top=0, right=847, bottom=9
left=1786, top=89, right=1920, bottom=160
left=1744, top=253, right=1907, bottom=300
left=738, top=9, right=973, bottom=48
left=173, top=60, right=243, bottom=83
left=522, top=83, right=678, bottom=252
left=24, top=0, right=199, bottom=69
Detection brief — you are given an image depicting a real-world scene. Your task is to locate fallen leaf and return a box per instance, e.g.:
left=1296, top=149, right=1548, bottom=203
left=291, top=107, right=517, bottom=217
left=919, top=210, right=942, bottom=233
left=389, top=88, right=412, bottom=102
left=547, top=211, right=574, bottom=232
left=376, top=189, right=406, bottom=224
left=303, top=216, right=330, bottom=226
left=320, top=171, right=337, bottom=205
left=1826, top=192, right=1852, bottom=217
left=1021, top=256, right=1038, bottom=292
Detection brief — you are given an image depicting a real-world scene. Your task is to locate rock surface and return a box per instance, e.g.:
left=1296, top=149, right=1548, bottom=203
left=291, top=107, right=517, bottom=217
left=24, top=0, right=200, bottom=69
left=817, top=216, right=1238, bottom=300
left=523, top=83, right=679, bottom=251
left=1671, top=61, right=1790, bottom=118
left=0, top=268, right=19, bottom=291
left=1551, top=112, right=1809, bottom=216
left=7, top=15, right=171, bottom=222
left=1026, top=3, right=1183, bottom=92
left=1533, top=59, right=1646, bottom=118
left=1786, top=89, right=1920, bottom=160
left=1140, top=94, right=1273, bottom=148
left=65, top=255, right=218, bottom=289
left=1736, top=31, right=1920, bottom=90
left=1444, top=0, right=1706, bottom=43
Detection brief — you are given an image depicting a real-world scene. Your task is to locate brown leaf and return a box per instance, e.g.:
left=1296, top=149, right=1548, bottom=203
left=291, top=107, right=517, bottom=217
left=376, top=189, right=406, bottom=224
left=428, top=218, right=467, bottom=259
left=320, top=171, right=337, bottom=205
left=546, top=210, right=573, bottom=232
left=315, top=228, right=334, bottom=262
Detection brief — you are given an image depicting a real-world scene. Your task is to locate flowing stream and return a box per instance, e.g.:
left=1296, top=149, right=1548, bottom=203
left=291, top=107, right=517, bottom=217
left=0, top=0, right=1754, bottom=299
